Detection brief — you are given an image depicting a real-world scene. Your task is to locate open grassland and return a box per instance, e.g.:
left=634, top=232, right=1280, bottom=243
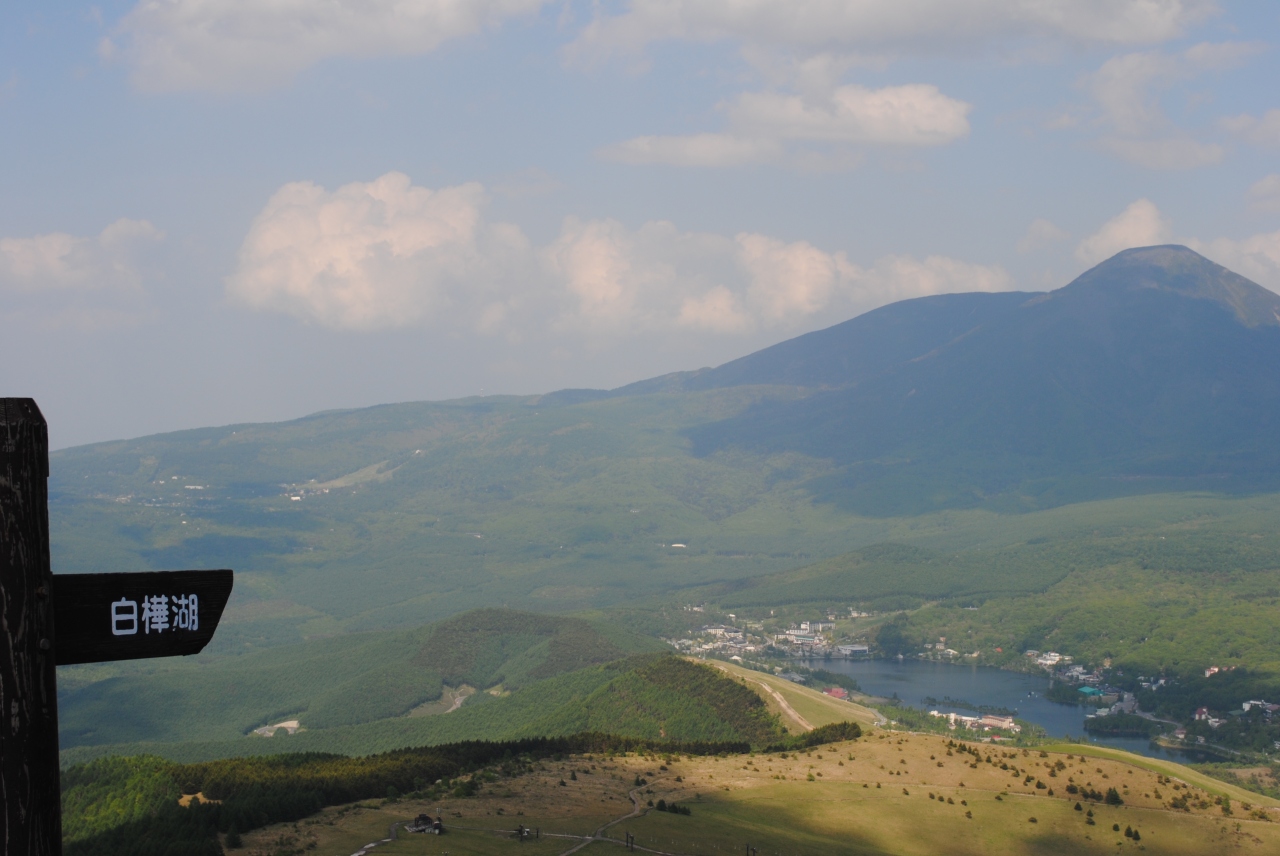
left=235, top=733, right=1280, bottom=856
left=1038, top=744, right=1278, bottom=806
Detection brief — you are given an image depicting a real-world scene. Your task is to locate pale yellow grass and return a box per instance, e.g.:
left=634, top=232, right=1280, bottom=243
left=701, top=658, right=880, bottom=730
left=237, top=731, right=1280, bottom=855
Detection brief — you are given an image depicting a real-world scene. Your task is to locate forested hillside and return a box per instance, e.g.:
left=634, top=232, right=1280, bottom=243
left=59, top=609, right=662, bottom=752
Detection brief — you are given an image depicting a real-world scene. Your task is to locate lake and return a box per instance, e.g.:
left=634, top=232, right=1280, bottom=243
left=802, top=657, right=1218, bottom=763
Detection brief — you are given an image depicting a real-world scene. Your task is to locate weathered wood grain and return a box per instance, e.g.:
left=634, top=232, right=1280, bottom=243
left=0, top=398, right=61, bottom=855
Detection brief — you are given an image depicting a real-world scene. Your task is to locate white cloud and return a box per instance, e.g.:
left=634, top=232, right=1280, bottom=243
left=232, top=172, right=1016, bottom=336
left=602, top=82, right=969, bottom=168
left=1248, top=174, right=1280, bottom=212
left=1017, top=218, right=1071, bottom=253
left=1189, top=231, right=1280, bottom=292
left=542, top=219, right=1011, bottom=333
left=226, top=172, right=533, bottom=331
left=677, top=286, right=752, bottom=333
left=570, top=0, right=1215, bottom=61
left=1075, top=199, right=1172, bottom=265
left=0, top=219, right=163, bottom=292
left=737, top=233, right=855, bottom=321
left=1082, top=41, right=1257, bottom=170
left=1220, top=109, right=1280, bottom=148
left=728, top=83, right=970, bottom=145
left=853, top=255, right=1013, bottom=305
left=110, top=0, right=548, bottom=92
left=542, top=218, right=748, bottom=331
left=598, top=133, right=782, bottom=167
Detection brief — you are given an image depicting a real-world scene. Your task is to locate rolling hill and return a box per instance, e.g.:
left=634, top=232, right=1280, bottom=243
left=57, top=608, right=805, bottom=765
left=58, top=609, right=661, bottom=751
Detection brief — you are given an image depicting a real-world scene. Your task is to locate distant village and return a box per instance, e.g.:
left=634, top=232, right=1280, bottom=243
left=1035, top=649, right=1278, bottom=749
left=667, top=606, right=873, bottom=661
left=670, top=604, right=1278, bottom=751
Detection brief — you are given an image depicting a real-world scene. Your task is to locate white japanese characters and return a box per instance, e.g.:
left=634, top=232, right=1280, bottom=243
left=110, top=594, right=199, bottom=636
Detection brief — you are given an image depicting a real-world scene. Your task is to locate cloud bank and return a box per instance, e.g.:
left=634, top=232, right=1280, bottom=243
left=109, top=0, right=1215, bottom=93
left=228, top=172, right=1015, bottom=334
left=601, top=82, right=971, bottom=167
left=109, top=0, right=548, bottom=92
left=570, top=0, right=1214, bottom=60
left=0, top=219, right=165, bottom=328
left=0, top=219, right=163, bottom=292
left=1076, top=199, right=1172, bottom=265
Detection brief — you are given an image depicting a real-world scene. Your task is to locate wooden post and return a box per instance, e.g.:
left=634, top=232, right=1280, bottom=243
left=0, top=398, right=61, bottom=855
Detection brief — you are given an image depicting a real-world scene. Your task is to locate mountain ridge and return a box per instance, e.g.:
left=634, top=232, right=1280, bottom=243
left=685, top=245, right=1280, bottom=512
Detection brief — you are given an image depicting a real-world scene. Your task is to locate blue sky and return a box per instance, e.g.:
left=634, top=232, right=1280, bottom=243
left=2, top=1, right=1279, bottom=447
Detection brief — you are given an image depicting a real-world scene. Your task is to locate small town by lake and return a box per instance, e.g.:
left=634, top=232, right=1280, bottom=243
left=802, top=657, right=1218, bottom=762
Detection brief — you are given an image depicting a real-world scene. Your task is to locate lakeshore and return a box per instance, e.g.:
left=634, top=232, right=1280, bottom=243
left=798, top=658, right=1224, bottom=763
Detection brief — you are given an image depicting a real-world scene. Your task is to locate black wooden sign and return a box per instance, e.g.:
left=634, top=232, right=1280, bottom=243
left=4, top=397, right=239, bottom=854
left=52, top=569, right=233, bottom=665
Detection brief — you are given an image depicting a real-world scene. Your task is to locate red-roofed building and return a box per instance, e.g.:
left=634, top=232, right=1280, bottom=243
left=824, top=687, right=849, bottom=700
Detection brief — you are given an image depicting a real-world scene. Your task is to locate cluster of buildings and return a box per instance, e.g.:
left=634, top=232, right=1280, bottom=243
left=1025, top=650, right=1073, bottom=669
left=668, top=624, right=763, bottom=657
left=1084, top=690, right=1137, bottom=720
left=923, top=639, right=963, bottom=659
left=928, top=710, right=1022, bottom=734
left=1191, top=699, right=1279, bottom=730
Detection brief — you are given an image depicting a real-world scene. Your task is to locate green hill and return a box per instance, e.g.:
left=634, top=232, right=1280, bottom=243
left=58, top=609, right=660, bottom=750
left=59, top=651, right=786, bottom=766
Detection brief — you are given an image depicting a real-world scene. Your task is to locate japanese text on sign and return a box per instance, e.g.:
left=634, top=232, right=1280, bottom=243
left=111, top=594, right=199, bottom=635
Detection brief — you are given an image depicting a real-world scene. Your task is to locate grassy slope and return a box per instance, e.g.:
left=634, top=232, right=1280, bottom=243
left=704, top=658, right=881, bottom=730
left=230, top=735, right=1280, bottom=856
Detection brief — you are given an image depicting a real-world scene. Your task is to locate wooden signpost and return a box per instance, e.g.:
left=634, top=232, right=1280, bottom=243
left=1, top=399, right=234, bottom=855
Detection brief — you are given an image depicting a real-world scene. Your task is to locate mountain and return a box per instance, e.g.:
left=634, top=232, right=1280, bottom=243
left=613, top=290, right=1034, bottom=393
left=689, top=246, right=1280, bottom=512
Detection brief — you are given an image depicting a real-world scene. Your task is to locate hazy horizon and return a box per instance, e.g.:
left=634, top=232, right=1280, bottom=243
left=3, top=1, right=1280, bottom=448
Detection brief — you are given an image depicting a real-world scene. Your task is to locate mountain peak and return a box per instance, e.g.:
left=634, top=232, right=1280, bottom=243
left=1065, top=244, right=1280, bottom=328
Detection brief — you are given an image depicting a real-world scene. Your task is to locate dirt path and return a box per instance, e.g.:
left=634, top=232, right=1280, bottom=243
left=756, top=680, right=812, bottom=731
left=552, top=779, right=692, bottom=856
left=705, top=662, right=813, bottom=732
